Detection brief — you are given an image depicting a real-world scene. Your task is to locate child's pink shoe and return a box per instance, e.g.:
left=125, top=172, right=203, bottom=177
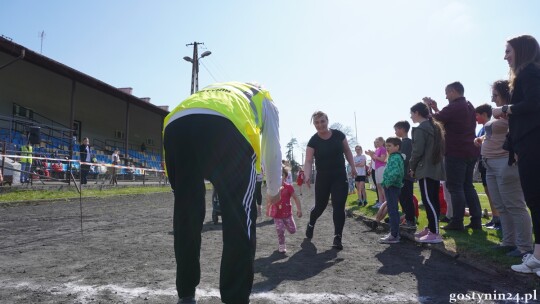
left=417, top=231, right=443, bottom=244
left=414, top=227, right=429, bottom=239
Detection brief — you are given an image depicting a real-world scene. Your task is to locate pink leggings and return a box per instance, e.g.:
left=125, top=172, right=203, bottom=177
left=274, top=215, right=297, bottom=245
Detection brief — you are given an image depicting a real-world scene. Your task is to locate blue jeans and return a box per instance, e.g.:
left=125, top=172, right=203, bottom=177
left=20, top=162, right=31, bottom=182
left=348, top=177, right=355, bottom=193
left=384, top=186, right=401, bottom=237
left=445, top=156, right=482, bottom=225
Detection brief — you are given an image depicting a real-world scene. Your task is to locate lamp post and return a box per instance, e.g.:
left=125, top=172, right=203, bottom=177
left=183, top=42, right=212, bottom=94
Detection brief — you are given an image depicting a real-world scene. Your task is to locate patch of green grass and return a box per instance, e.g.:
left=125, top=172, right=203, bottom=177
left=0, top=186, right=172, bottom=203
left=347, top=183, right=523, bottom=270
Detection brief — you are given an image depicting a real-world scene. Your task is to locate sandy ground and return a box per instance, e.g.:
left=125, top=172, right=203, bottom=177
left=0, top=187, right=538, bottom=304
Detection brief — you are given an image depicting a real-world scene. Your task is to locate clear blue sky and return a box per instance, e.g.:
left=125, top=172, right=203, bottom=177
left=2, top=0, right=539, bottom=163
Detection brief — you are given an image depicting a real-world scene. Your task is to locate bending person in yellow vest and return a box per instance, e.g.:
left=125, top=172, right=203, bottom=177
left=20, top=138, right=33, bottom=183
left=163, top=82, right=282, bottom=304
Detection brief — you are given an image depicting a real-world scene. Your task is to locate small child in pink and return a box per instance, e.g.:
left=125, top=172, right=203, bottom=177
left=269, top=167, right=303, bottom=253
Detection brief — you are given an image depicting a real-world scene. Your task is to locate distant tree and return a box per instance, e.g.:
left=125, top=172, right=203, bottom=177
left=285, top=137, right=300, bottom=176
left=330, top=122, right=357, bottom=148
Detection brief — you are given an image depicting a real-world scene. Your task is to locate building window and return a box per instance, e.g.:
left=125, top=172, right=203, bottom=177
left=115, top=130, right=125, bottom=139
left=13, top=104, right=34, bottom=120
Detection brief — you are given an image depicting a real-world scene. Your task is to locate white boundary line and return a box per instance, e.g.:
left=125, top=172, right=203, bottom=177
left=2, top=279, right=425, bottom=303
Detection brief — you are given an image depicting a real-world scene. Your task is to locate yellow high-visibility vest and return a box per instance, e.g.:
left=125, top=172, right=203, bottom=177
left=164, top=82, right=272, bottom=173
left=21, top=145, right=33, bottom=163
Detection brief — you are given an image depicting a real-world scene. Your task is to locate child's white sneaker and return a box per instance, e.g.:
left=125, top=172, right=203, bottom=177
left=512, top=254, right=540, bottom=274
left=379, top=233, right=400, bottom=244
left=278, top=244, right=287, bottom=253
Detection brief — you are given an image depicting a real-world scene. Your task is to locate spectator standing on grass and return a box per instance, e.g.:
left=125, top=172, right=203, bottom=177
left=477, top=80, right=533, bottom=258
left=303, top=111, right=356, bottom=250
left=424, top=81, right=482, bottom=231
left=489, top=35, right=540, bottom=275
left=379, top=137, right=405, bottom=244
left=353, top=145, right=367, bottom=206
left=163, top=82, right=282, bottom=304
left=110, top=149, right=119, bottom=185
left=79, top=137, right=91, bottom=185
left=474, top=104, right=501, bottom=230
left=409, top=102, right=446, bottom=244
left=19, top=138, right=32, bottom=183
left=268, top=167, right=302, bottom=253
left=394, top=120, right=416, bottom=229
left=366, top=137, right=387, bottom=209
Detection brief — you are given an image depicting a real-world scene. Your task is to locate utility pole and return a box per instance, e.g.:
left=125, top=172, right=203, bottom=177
left=184, top=42, right=206, bottom=94
left=187, top=42, right=200, bottom=94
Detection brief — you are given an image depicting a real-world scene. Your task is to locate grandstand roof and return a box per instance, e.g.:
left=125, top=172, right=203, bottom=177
left=0, top=36, right=169, bottom=117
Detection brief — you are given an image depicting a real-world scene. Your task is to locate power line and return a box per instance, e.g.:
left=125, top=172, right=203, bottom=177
left=200, top=61, right=218, bottom=82
left=201, top=44, right=230, bottom=80
left=206, top=57, right=229, bottom=81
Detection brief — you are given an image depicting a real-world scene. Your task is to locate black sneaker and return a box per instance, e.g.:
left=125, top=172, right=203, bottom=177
left=401, top=220, right=417, bottom=230
left=306, top=223, right=314, bottom=239
left=178, top=296, right=197, bottom=304
left=441, top=221, right=465, bottom=231
left=491, top=244, right=517, bottom=252
left=440, top=216, right=451, bottom=223
left=332, top=235, right=343, bottom=250
left=464, top=223, right=483, bottom=230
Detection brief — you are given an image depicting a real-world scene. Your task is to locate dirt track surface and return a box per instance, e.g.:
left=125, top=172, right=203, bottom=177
left=0, top=188, right=537, bottom=304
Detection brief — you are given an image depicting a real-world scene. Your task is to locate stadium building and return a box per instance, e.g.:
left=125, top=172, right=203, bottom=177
left=0, top=36, right=169, bottom=184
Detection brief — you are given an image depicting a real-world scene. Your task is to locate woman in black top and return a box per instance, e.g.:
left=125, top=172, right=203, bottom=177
left=492, top=35, right=540, bottom=274
left=303, top=111, right=356, bottom=250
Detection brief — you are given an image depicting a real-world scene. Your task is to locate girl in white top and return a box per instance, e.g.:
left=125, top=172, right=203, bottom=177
left=353, top=145, right=368, bottom=206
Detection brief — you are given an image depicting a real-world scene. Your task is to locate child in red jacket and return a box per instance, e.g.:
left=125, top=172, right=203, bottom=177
left=268, top=167, right=303, bottom=253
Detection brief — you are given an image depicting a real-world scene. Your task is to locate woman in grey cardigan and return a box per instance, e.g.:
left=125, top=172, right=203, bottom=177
left=409, top=102, right=446, bottom=243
